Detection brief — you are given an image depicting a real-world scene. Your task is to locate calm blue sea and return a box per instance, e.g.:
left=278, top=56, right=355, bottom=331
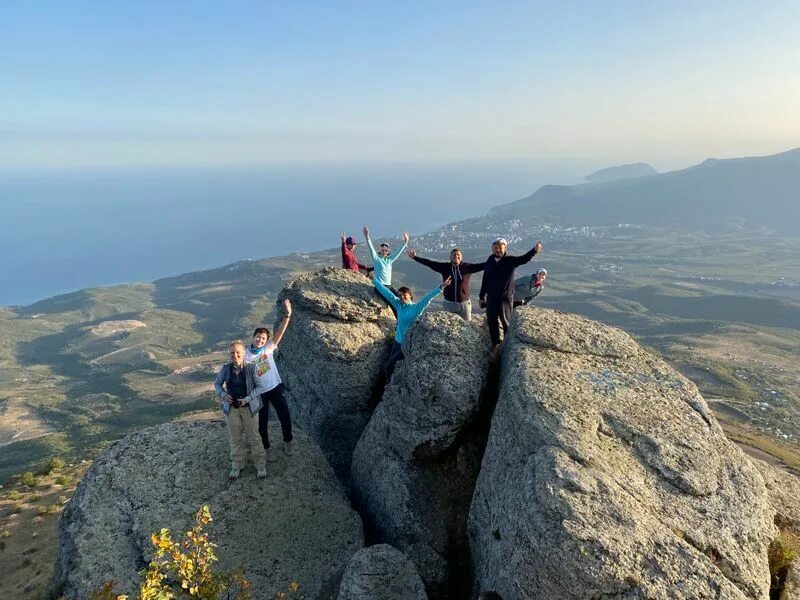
left=0, top=162, right=585, bottom=306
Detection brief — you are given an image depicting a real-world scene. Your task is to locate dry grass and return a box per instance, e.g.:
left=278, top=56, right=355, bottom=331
left=0, top=463, right=87, bottom=599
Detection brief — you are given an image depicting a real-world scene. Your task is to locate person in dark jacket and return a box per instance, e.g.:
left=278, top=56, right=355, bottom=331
left=513, top=267, right=547, bottom=307
left=479, top=237, right=543, bottom=347
left=406, top=247, right=485, bottom=320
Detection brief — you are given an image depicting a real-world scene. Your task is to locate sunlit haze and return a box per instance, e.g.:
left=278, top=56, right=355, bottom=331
left=1, top=1, right=798, bottom=170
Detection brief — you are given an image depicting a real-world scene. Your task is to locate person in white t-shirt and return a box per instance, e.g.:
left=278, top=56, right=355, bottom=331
left=245, top=298, right=294, bottom=459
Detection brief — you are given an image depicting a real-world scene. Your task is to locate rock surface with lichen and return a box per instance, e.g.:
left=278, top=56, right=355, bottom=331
left=469, top=306, right=776, bottom=599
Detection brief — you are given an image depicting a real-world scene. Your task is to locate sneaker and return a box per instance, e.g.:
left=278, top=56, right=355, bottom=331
left=256, top=467, right=267, bottom=479
left=265, top=447, right=278, bottom=463
left=283, top=440, right=294, bottom=456
left=228, top=467, right=241, bottom=480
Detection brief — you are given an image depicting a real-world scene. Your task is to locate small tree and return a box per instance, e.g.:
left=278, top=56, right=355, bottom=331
left=94, top=505, right=251, bottom=600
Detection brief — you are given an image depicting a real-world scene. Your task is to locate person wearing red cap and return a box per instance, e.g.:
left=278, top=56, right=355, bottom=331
left=340, top=232, right=372, bottom=275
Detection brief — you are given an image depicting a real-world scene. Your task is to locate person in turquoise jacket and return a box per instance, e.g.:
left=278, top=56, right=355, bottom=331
left=374, top=276, right=451, bottom=381
left=363, top=226, right=409, bottom=289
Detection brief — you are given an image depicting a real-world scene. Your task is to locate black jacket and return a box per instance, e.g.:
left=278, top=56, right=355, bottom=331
left=479, top=246, right=539, bottom=302
left=413, top=256, right=485, bottom=302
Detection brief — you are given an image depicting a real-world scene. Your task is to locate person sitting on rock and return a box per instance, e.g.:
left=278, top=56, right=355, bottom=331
left=363, top=226, right=408, bottom=316
left=374, top=276, right=451, bottom=381
left=513, top=267, right=547, bottom=307
left=479, top=238, right=543, bottom=348
left=245, top=298, right=294, bottom=462
left=214, top=341, right=268, bottom=480
left=406, top=247, right=485, bottom=321
left=340, top=232, right=372, bottom=276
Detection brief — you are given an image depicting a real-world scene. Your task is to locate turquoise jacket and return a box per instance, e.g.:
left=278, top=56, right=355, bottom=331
left=367, top=238, right=407, bottom=286
left=374, top=279, right=442, bottom=344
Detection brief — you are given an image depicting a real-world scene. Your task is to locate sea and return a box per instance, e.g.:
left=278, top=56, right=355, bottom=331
left=0, top=161, right=586, bottom=306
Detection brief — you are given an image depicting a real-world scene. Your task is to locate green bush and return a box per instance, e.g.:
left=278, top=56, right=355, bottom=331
left=28, top=493, right=42, bottom=502
left=19, top=472, right=37, bottom=487
left=47, top=457, right=66, bottom=473
left=54, top=475, right=72, bottom=486
left=5, top=490, right=22, bottom=501
left=769, top=530, right=800, bottom=596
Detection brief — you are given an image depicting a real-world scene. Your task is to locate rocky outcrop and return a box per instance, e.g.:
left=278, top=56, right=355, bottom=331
left=752, top=459, right=800, bottom=532
left=337, top=544, right=428, bottom=600
left=351, top=311, right=491, bottom=596
left=275, top=268, right=395, bottom=479
left=469, top=307, right=775, bottom=599
left=54, top=421, right=363, bottom=600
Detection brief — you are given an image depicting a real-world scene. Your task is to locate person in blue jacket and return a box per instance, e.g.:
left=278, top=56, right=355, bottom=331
left=374, top=276, right=452, bottom=381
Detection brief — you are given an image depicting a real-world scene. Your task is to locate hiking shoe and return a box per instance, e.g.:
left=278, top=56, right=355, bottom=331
left=228, top=467, right=241, bottom=480
left=265, top=447, right=278, bottom=463
left=283, top=441, right=294, bottom=456
left=256, top=467, right=267, bottom=479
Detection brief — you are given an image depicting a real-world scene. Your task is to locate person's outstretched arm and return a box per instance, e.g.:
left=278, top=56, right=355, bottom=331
left=363, top=226, right=378, bottom=261
left=374, top=279, right=402, bottom=311
left=406, top=248, right=448, bottom=274
left=509, top=241, right=543, bottom=267
left=462, top=260, right=487, bottom=274
left=271, top=299, right=292, bottom=348
left=340, top=232, right=348, bottom=265
left=388, top=232, right=409, bottom=262
left=414, top=276, right=451, bottom=316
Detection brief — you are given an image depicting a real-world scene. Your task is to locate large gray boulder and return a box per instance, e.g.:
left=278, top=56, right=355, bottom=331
left=351, top=311, right=491, bottom=597
left=54, top=421, right=364, bottom=600
left=337, top=544, right=428, bottom=600
left=276, top=268, right=395, bottom=479
left=469, top=307, right=775, bottom=600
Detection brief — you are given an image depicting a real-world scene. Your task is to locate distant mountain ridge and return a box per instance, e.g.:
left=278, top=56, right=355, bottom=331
left=585, top=162, right=657, bottom=183
left=495, top=147, right=800, bottom=234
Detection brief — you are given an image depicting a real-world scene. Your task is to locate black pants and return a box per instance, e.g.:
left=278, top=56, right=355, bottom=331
left=374, top=285, right=399, bottom=318
left=486, top=297, right=512, bottom=346
left=258, top=383, right=293, bottom=448
left=385, top=341, right=405, bottom=381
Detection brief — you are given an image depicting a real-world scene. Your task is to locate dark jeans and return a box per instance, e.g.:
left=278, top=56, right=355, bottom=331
left=258, top=383, right=293, bottom=448
left=374, top=285, right=399, bottom=318
left=486, top=297, right=512, bottom=346
left=385, top=341, right=405, bottom=381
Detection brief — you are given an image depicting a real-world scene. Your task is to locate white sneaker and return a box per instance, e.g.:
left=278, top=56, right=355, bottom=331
left=283, top=441, right=294, bottom=456
left=266, top=448, right=278, bottom=463
left=256, top=467, right=267, bottom=479
left=228, top=467, right=240, bottom=480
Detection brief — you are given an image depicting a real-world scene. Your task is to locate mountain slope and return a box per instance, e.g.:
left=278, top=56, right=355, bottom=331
left=495, top=147, right=800, bottom=233
left=585, top=162, right=657, bottom=183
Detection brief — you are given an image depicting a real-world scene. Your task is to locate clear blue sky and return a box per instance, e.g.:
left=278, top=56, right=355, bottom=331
left=1, top=0, right=798, bottom=169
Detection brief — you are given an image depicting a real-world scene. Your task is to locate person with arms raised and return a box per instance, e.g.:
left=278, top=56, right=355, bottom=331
left=479, top=238, right=543, bottom=348
left=406, top=246, right=485, bottom=320
left=245, top=299, right=295, bottom=461
left=374, top=276, right=452, bottom=381
left=340, top=232, right=372, bottom=275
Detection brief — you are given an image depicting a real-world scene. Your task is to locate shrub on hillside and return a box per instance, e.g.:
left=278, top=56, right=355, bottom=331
left=93, top=505, right=251, bottom=600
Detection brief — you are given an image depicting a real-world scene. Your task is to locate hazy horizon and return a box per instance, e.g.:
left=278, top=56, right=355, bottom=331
left=2, top=1, right=798, bottom=169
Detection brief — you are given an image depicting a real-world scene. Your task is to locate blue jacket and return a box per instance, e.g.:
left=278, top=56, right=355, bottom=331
left=374, top=279, right=442, bottom=344
left=213, top=362, right=265, bottom=416
left=367, top=238, right=407, bottom=286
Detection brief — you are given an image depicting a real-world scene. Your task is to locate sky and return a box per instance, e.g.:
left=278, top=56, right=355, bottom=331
left=1, top=0, right=799, bottom=170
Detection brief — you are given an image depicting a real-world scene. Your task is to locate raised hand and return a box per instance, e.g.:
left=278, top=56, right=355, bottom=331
left=406, top=248, right=417, bottom=259
left=341, top=232, right=346, bottom=244
left=534, top=241, right=543, bottom=253
left=283, top=298, right=292, bottom=318
left=441, top=275, right=453, bottom=290
left=402, top=231, right=409, bottom=244
left=362, top=226, right=370, bottom=239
